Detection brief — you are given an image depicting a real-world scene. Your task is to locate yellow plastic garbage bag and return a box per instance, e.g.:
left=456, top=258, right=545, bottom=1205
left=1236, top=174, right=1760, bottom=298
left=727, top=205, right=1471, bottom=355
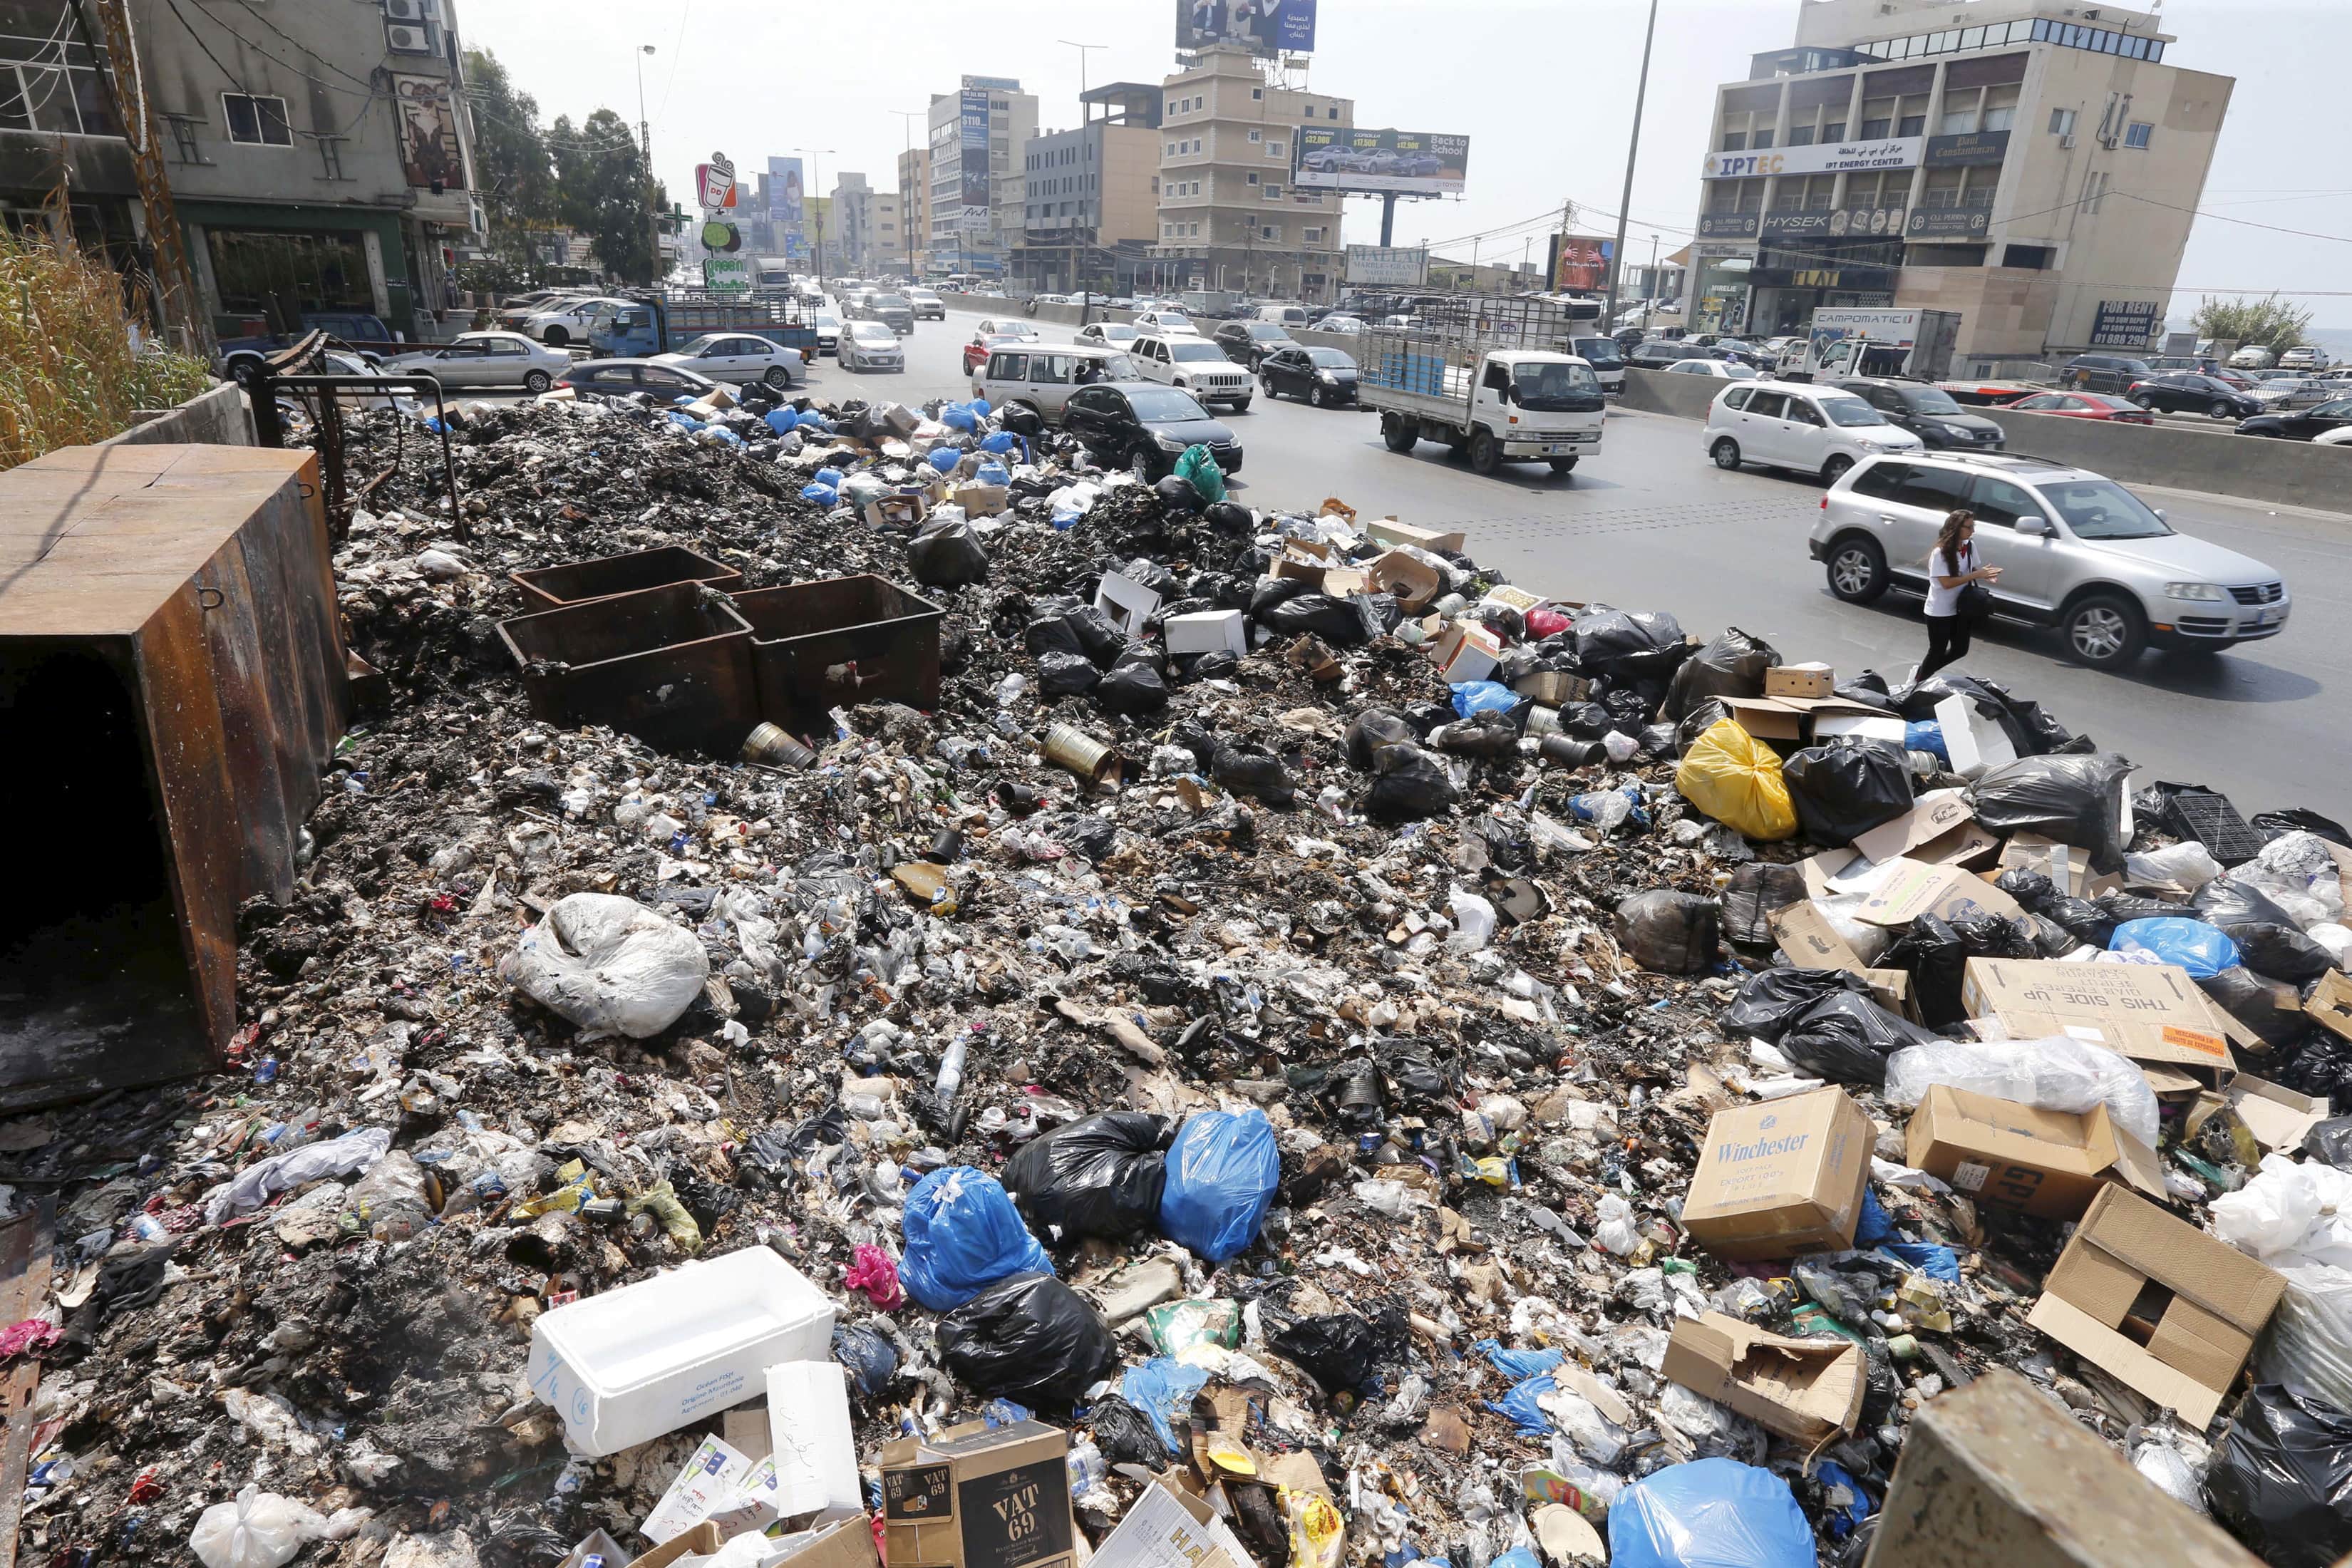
left=1676, top=718, right=1798, bottom=841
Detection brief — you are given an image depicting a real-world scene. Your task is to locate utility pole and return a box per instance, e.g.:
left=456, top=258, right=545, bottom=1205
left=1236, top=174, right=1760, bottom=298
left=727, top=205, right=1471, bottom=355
left=798, top=147, right=835, bottom=284
left=635, top=44, right=656, bottom=163
left=71, top=0, right=207, bottom=354
left=1058, top=41, right=1105, bottom=109
left=891, top=110, right=922, bottom=281
left=1604, top=0, right=1659, bottom=333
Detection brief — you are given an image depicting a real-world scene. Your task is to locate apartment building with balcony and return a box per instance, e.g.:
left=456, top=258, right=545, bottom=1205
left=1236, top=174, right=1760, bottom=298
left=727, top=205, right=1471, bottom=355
left=1152, top=46, right=1348, bottom=304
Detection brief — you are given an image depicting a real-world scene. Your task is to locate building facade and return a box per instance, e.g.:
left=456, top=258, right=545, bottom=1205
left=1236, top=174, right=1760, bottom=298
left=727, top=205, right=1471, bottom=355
left=1152, top=47, right=1348, bottom=302
left=828, top=173, right=901, bottom=275
left=1683, top=0, right=2231, bottom=370
left=897, top=145, right=929, bottom=275
left=0, top=0, right=481, bottom=342
left=924, top=76, right=1037, bottom=277
left=1011, top=83, right=1162, bottom=294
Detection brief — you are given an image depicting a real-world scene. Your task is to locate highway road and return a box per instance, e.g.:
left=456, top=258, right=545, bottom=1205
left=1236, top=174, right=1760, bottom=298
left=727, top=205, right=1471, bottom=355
left=602, top=303, right=2352, bottom=818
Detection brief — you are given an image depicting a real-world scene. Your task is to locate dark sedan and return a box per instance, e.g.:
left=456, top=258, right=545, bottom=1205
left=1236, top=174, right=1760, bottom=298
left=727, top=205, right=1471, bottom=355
left=1627, top=339, right=1693, bottom=370
left=1259, top=345, right=1358, bottom=406
left=1835, top=377, right=2006, bottom=449
left=2235, top=397, right=2352, bottom=440
left=1213, top=320, right=1297, bottom=368
left=1062, top=383, right=1243, bottom=480
left=2125, top=373, right=2264, bottom=420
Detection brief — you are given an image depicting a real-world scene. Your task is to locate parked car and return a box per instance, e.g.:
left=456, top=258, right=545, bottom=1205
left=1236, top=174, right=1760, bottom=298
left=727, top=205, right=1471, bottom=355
left=838, top=321, right=905, bottom=372
left=1213, top=319, right=1298, bottom=369
left=2234, top=398, right=2352, bottom=440
left=973, top=343, right=1140, bottom=423
left=1254, top=304, right=1311, bottom=329
left=1629, top=338, right=1701, bottom=370
left=2125, top=373, right=2263, bottom=420
left=2313, top=424, right=2352, bottom=448
left=646, top=332, right=805, bottom=388
left=1130, top=331, right=1254, bottom=411
left=1812, top=450, right=2290, bottom=667
left=2059, top=353, right=2155, bottom=394
left=498, top=291, right=587, bottom=331
left=1667, top=359, right=1758, bottom=381
left=524, top=296, right=630, bottom=347
left=1061, top=383, right=1242, bottom=481
left=2229, top=344, right=2277, bottom=369
left=1998, top=391, right=2155, bottom=423
left=1317, top=314, right=1366, bottom=335
left=1834, top=377, right=2006, bottom=450
left=1133, top=309, right=1195, bottom=335
left=301, top=311, right=395, bottom=346
left=1076, top=321, right=1143, bottom=349
left=2279, top=344, right=2329, bottom=371
left=1258, top=345, right=1359, bottom=406
left=382, top=331, right=570, bottom=392
left=555, top=359, right=721, bottom=399
left=908, top=289, right=947, bottom=321
left=1703, top=380, right=1924, bottom=483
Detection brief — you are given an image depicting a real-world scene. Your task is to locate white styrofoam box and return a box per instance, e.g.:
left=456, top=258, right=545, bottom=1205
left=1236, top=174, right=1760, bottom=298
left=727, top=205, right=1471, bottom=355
left=1814, top=713, right=1908, bottom=746
left=529, top=1248, right=835, bottom=1457
left=1165, top=609, right=1247, bottom=657
left=1935, top=693, right=2016, bottom=779
left=767, top=1361, right=864, bottom=1517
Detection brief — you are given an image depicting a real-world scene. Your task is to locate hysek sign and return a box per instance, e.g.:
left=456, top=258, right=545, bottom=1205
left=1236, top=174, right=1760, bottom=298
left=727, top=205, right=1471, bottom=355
left=1703, top=138, right=1923, bottom=180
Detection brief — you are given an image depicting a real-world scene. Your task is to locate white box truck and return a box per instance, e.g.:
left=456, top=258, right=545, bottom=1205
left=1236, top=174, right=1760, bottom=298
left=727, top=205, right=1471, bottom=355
left=1361, top=296, right=1607, bottom=477
left=1782, top=307, right=1961, bottom=382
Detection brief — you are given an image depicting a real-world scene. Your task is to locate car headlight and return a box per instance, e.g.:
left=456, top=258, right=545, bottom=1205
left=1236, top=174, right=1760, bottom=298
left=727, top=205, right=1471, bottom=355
left=1936, top=421, right=1974, bottom=439
left=1153, top=431, right=1188, bottom=452
left=2166, top=582, right=2227, bottom=602
left=1316, top=371, right=1339, bottom=383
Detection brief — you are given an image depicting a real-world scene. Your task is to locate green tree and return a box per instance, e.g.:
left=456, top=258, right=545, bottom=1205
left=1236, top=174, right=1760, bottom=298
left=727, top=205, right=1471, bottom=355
left=551, top=110, right=659, bottom=285
left=2192, top=293, right=2313, bottom=355
left=461, top=48, right=557, bottom=287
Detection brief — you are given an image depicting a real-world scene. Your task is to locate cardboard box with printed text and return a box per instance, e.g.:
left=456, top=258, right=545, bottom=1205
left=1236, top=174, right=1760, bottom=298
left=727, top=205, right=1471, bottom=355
left=1681, top=1088, right=1872, bottom=1262
left=880, top=1419, right=1076, bottom=1568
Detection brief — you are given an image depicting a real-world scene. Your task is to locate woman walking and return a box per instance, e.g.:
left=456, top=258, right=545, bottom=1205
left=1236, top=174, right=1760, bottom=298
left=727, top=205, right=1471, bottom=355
left=1918, top=509, right=2000, bottom=681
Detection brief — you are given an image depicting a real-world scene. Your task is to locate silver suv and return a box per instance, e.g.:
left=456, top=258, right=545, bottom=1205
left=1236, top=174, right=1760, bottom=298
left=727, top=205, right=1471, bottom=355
left=1810, top=451, right=2290, bottom=668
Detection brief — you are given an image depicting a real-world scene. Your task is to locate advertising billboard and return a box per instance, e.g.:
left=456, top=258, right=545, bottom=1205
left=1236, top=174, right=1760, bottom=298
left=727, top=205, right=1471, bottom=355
left=1294, top=129, right=1470, bottom=196
left=1904, top=207, right=1990, bottom=239
left=766, top=156, right=805, bottom=226
left=1703, top=138, right=1921, bottom=180
left=1547, top=233, right=1614, bottom=292
left=2090, top=299, right=2163, bottom=349
left=1177, top=0, right=1317, bottom=58
left=1345, top=245, right=1428, bottom=287
left=695, top=152, right=738, bottom=214
left=1924, top=130, right=2010, bottom=168
left=960, top=86, right=992, bottom=232
left=393, top=75, right=466, bottom=190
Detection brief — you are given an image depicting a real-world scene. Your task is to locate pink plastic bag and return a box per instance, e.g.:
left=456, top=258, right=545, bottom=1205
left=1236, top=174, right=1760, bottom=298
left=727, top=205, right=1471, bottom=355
left=845, top=1243, right=904, bottom=1310
left=1526, top=608, right=1571, bottom=640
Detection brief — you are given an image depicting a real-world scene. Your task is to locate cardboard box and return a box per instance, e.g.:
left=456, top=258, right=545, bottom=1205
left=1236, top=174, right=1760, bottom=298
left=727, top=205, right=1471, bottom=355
left=1904, top=1084, right=2166, bottom=1219
left=1661, top=1311, right=1864, bottom=1446
left=1090, top=1483, right=1253, bottom=1568
left=1724, top=695, right=1889, bottom=742
left=1681, top=1087, right=1872, bottom=1262
left=1813, top=712, right=1908, bottom=747
left=1961, top=958, right=2239, bottom=1081
left=1770, top=899, right=1864, bottom=971
left=769, top=1361, right=863, bottom=1517
left=2309, top=971, right=2352, bottom=1044
left=863, top=492, right=929, bottom=530
left=1513, top=669, right=1592, bottom=706
left=1855, top=858, right=2025, bottom=927
left=1165, top=610, right=1247, bottom=657
left=2026, top=1185, right=2286, bottom=1427
left=954, top=483, right=1011, bottom=517
left=644, top=1435, right=755, bottom=1544
left=1998, top=833, right=2121, bottom=900
left=1430, top=623, right=1502, bottom=684
left=2209, top=1076, right=2331, bottom=1155
left=881, top=1419, right=1076, bottom=1568
left=1367, top=516, right=1465, bottom=555
left=1366, top=550, right=1442, bottom=611
left=1764, top=663, right=1835, bottom=699
left=1481, top=584, right=1549, bottom=617
left=764, top=1514, right=884, bottom=1568
left=1852, top=790, right=1982, bottom=868
left=1093, top=572, right=1162, bottom=638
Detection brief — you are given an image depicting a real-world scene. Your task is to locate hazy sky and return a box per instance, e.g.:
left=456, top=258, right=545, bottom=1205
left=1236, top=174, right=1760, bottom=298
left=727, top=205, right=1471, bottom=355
left=462, top=0, right=2352, bottom=324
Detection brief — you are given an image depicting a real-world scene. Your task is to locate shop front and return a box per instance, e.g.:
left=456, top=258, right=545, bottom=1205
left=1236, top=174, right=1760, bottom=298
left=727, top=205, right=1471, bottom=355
left=1689, top=249, right=1755, bottom=336
left=1746, top=210, right=1901, bottom=337
left=181, top=202, right=418, bottom=341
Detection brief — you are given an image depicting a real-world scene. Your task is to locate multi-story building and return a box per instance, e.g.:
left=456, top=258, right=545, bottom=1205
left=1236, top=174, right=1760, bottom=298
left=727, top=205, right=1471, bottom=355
left=1012, top=83, right=1162, bottom=295
left=1150, top=47, right=1348, bottom=303
left=897, top=145, right=930, bottom=276
left=1684, top=0, right=2231, bottom=371
left=829, top=173, right=900, bottom=274
left=0, top=0, right=481, bottom=341
left=924, top=76, right=1037, bottom=278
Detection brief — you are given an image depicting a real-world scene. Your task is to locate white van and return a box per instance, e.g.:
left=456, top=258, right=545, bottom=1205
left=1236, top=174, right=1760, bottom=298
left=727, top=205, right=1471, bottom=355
left=1255, top=304, right=1311, bottom=329
left=1701, top=379, right=1923, bottom=484
left=973, top=343, right=1140, bottom=423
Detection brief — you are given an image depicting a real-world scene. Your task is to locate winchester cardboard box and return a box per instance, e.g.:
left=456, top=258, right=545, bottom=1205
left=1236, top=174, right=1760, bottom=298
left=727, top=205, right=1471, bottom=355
left=880, top=1419, right=1076, bottom=1568
left=1681, top=1088, right=1872, bottom=1262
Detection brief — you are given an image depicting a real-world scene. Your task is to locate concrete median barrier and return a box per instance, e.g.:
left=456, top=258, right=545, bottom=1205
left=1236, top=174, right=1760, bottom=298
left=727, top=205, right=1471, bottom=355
left=1620, top=366, right=1728, bottom=422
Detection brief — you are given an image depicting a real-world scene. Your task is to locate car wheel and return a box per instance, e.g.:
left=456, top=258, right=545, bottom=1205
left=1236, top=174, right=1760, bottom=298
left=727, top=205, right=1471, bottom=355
left=522, top=369, right=553, bottom=393
left=1821, top=453, right=1855, bottom=485
left=542, top=326, right=568, bottom=347
left=1711, top=437, right=1743, bottom=470
left=1309, top=383, right=1326, bottom=408
left=2132, top=393, right=2156, bottom=409
left=765, top=366, right=793, bottom=388
left=1382, top=415, right=1418, bottom=454
left=1825, top=534, right=1889, bottom=604
left=1468, top=427, right=1500, bottom=475
left=2209, top=401, right=2234, bottom=420
left=1548, top=457, right=1578, bottom=475
left=2063, top=592, right=2147, bottom=668
left=1130, top=445, right=1160, bottom=483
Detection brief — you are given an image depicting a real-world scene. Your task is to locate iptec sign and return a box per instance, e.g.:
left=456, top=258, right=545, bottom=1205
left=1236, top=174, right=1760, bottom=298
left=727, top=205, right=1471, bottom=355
left=1704, top=138, right=1923, bottom=180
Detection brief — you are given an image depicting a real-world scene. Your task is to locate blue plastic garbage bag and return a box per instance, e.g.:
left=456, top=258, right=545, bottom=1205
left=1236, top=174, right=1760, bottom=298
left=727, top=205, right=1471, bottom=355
left=1451, top=681, right=1517, bottom=718
left=969, top=398, right=991, bottom=417
left=927, top=447, right=962, bottom=475
left=981, top=431, right=1017, bottom=454
left=1157, top=1109, right=1279, bottom=1262
left=1472, top=1339, right=1564, bottom=1383
left=1609, top=1459, right=1814, bottom=1568
left=1121, top=1358, right=1209, bottom=1456
left=667, top=409, right=702, bottom=430
left=1853, top=1187, right=1897, bottom=1247
left=943, top=405, right=979, bottom=432
left=813, top=467, right=845, bottom=489
left=976, top=460, right=1012, bottom=486
left=1904, top=720, right=1948, bottom=764
left=765, top=408, right=798, bottom=436
left=1815, top=1461, right=1874, bottom=1539
left=796, top=409, right=831, bottom=431
left=1487, top=1373, right=1555, bottom=1437
left=801, top=484, right=840, bottom=505
left=1878, top=1240, right=1960, bottom=1284
left=1490, top=1550, right=1542, bottom=1568
left=901, top=1166, right=1054, bottom=1311
left=706, top=425, right=744, bottom=446
left=2110, top=917, right=2239, bottom=979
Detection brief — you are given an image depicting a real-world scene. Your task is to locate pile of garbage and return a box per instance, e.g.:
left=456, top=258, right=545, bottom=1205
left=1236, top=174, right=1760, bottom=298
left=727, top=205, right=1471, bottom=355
left=6, top=371, right=2351, bottom=1568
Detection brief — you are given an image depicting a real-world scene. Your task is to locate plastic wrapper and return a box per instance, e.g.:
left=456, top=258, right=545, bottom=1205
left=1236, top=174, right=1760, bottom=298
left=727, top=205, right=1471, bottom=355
left=190, top=1485, right=326, bottom=1568
left=1780, top=740, right=1914, bottom=846
left=1120, top=1356, right=1210, bottom=1455
left=1882, top=1035, right=2160, bottom=1150
left=2242, top=832, right=2347, bottom=929
left=1722, top=862, right=1807, bottom=947
left=900, top=1166, right=1056, bottom=1311
left=2200, top=966, right=2311, bottom=1051
left=1608, top=1458, right=1814, bottom=1568
left=2207, top=1384, right=2352, bottom=1568
left=1969, top=752, right=2135, bottom=875
left=1721, top=968, right=1872, bottom=1046
left=1157, top=1108, right=1280, bottom=1262
left=1002, top=1111, right=1172, bottom=1240
left=2110, top=917, right=2241, bottom=978
left=1664, top=628, right=1779, bottom=721
left=498, top=892, right=711, bottom=1039
left=2211, top=1155, right=2352, bottom=1271
left=1776, top=990, right=1938, bottom=1088
left=1614, top=889, right=1721, bottom=975
left=2128, top=1423, right=2213, bottom=1513
left=1674, top=720, right=1797, bottom=842
left=937, top=1272, right=1117, bottom=1410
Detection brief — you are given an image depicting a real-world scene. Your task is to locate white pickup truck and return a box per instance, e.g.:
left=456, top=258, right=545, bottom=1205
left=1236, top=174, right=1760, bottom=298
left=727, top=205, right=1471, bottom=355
left=1361, top=311, right=1606, bottom=476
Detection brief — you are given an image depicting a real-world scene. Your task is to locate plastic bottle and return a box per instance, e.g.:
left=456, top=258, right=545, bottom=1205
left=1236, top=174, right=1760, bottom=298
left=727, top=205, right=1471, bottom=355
left=935, top=1027, right=974, bottom=1103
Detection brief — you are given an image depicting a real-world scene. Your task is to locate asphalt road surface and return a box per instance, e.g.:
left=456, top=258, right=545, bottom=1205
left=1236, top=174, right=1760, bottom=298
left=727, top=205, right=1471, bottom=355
left=599, top=304, right=2352, bottom=817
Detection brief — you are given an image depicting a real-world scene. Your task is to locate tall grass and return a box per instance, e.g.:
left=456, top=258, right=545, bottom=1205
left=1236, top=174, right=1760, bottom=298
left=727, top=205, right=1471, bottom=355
left=0, top=225, right=215, bottom=473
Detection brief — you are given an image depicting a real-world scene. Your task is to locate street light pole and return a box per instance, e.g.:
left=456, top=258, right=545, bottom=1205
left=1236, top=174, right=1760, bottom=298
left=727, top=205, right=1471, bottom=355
left=891, top=110, right=922, bottom=281
left=1604, top=0, right=1659, bottom=333
left=1058, top=40, right=1105, bottom=111
left=634, top=44, right=656, bottom=164
left=797, top=146, right=836, bottom=284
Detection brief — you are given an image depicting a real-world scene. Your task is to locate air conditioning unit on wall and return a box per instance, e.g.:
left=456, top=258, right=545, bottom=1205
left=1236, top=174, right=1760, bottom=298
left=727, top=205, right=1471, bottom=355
left=383, top=0, right=425, bottom=20
left=385, top=21, right=434, bottom=53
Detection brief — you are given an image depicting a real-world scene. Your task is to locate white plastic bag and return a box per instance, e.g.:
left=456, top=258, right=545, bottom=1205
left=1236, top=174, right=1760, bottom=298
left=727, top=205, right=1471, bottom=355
left=1594, top=1194, right=1640, bottom=1257
left=2309, top=924, right=2352, bottom=969
left=2257, top=1263, right=2352, bottom=1415
left=202, top=1125, right=393, bottom=1226
left=2125, top=841, right=2223, bottom=894
left=190, top=1485, right=326, bottom=1568
left=2245, top=831, right=2346, bottom=929
left=1447, top=888, right=1497, bottom=954
left=2210, top=1155, right=2352, bottom=1269
left=2127, top=1423, right=2212, bottom=1513
left=1882, top=1035, right=2160, bottom=1150
left=498, top=893, right=709, bottom=1038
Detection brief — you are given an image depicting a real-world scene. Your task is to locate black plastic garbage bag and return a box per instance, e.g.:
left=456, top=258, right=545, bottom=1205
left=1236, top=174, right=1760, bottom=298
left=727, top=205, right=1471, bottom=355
left=1721, top=968, right=1872, bottom=1044
left=1180, top=650, right=1239, bottom=683
left=1259, top=592, right=1372, bottom=646
left=1883, top=913, right=2038, bottom=1029
left=998, top=403, right=1046, bottom=437
left=1438, top=710, right=1520, bottom=759
left=1676, top=697, right=1733, bottom=755
left=1346, top=708, right=1416, bottom=770
left=937, top=1272, right=1118, bottom=1409
left=2041, top=896, right=2117, bottom=950
left=1251, top=576, right=1309, bottom=618
left=1970, top=753, right=2136, bottom=874
left=1095, top=659, right=1169, bottom=716
left=832, top=1323, right=899, bottom=1397
left=1120, top=557, right=1179, bottom=597
left=1155, top=475, right=1202, bottom=512
left=1038, top=651, right=1100, bottom=696
left=2305, top=1116, right=2352, bottom=1169
left=1832, top=672, right=1897, bottom=712
left=2256, top=809, right=2352, bottom=849
left=1666, top=627, right=1781, bottom=721
left=1564, top=701, right=1618, bottom=741
left=1068, top=605, right=1129, bottom=666
left=1058, top=815, right=1118, bottom=862
left=1213, top=745, right=1295, bottom=805
left=2209, top=1385, right=2352, bottom=1568
left=1270, top=1304, right=1410, bottom=1396
left=1204, top=500, right=1252, bottom=532
left=1378, top=1036, right=1459, bottom=1102
left=2095, top=892, right=2187, bottom=927
left=1574, top=608, right=1686, bottom=676
left=1783, top=739, right=1915, bottom=845
left=1637, top=721, right=1680, bottom=760
left=1366, top=744, right=1457, bottom=822
left=2196, top=876, right=2303, bottom=932
left=1780, top=990, right=1940, bottom=1087
left=1723, top=862, right=1808, bottom=947
left=1614, top=889, right=1721, bottom=974
left=1994, top=867, right=2058, bottom=909
left=2223, top=923, right=2339, bottom=985
left=2202, top=966, right=2311, bottom=1051
left=1003, top=1111, right=1172, bottom=1240
left=1599, top=682, right=1661, bottom=727
left=1087, top=1394, right=1169, bottom=1468
left=907, top=517, right=990, bottom=587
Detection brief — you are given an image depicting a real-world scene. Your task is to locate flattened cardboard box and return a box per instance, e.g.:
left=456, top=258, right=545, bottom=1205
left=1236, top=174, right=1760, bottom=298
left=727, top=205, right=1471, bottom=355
left=1961, top=958, right=2239, bottom=1080
left=1723, top=696, right=1887, bottom=742
left=1662, top=1311, right=1863, bottom=1447
left=1366, top=516, right=1465, bottom=555
left=1904, top=1084, right=2165, bottom=1220
left=1850, top=790, right=1997, bottom=870
left=881, top=1419, right=1075, bottom=1568
left=1681, top=1087, right=1872, bottom=1262
left=2026, top=1185, right=2285, bottom=1428
left=2309, top=971, right=2352, bottom=1045
left=1855, top=858, right=2024, bottom=927
left=1090, top=1482, right=1252, bottom=1568
left=1763, top=903, right=1918, bottom=1021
